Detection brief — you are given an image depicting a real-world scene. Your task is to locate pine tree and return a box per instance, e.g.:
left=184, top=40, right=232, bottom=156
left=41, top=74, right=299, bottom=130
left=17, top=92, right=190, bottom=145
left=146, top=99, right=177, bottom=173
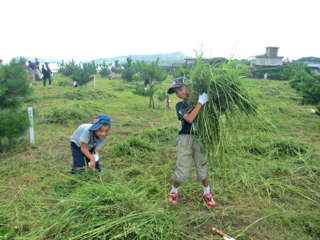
left=0, top=58, right=33, bottom=149
left=99, top=61, right=111, bottom=78
left=71, top=61, right=97, bottom=86
left=121, top=56, right=136, bottom=82
left=58, top=59, right=77, bottom=77
left=134, top=58, right=167, bottom=108
left=57, top=59, right=65, bottom=74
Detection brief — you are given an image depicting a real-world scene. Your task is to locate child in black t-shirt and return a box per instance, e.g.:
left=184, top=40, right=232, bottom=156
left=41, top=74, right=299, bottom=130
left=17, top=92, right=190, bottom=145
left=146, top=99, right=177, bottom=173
left=166, top=77, right=215, bottom=207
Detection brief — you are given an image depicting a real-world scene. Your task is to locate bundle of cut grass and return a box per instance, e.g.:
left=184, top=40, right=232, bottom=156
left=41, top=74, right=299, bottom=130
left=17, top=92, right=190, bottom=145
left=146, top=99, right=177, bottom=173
left=20, top=175, right=181, bottom=239
left=187, top=57, right=267, bottom=157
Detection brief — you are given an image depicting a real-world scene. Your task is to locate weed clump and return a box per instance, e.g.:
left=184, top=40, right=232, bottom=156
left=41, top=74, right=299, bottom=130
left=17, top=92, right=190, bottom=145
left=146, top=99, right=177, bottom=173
left=44, top=104, right=94, bottom=124
left=24, top=88, right=115, bottom=103
left=58, top=76, right=73, bottom=86
left=113, top=135, right=157, bottom=157
left=140, top=125, right=179, bottom=141
left=243, top=138, right=307, bottom=159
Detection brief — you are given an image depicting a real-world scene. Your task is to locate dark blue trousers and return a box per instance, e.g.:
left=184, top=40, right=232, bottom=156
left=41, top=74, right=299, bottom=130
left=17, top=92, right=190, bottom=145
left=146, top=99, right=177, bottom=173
left=69, top=141, right=101, bottom=174
left=43, top=76, right=52, bottom=87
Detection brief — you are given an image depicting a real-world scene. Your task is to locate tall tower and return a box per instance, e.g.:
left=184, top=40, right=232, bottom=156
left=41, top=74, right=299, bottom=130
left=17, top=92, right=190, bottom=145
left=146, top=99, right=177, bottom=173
left=266, top=47, right=279, bottom=57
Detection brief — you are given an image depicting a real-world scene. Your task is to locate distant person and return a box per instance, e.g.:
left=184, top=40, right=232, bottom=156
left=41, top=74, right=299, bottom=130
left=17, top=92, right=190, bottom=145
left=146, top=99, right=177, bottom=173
left=26, top=65, right=33, bottom=88
left=109, top=65, right=116, bottom=79
left=264, top=72, right=268, bottom=79
left=35, top=58, right=40, bottom=70
left=143, top=77, right=150, bottom=90
left=166, top=77, right=215, bottom=207
left=0, top=58, right=3, bottom=67
left=41, top=60, right=53, bottom=89
left=69, top=114, right=112, bottom=174
left=144, top=77, right=150, bottom=87
left=73, top=81, right=78, bottom=88
left=28, top=60, right=42, bottom=81
left=41, top=64, right=45, bottom=79
left=28, top=75, right=33, bottom=88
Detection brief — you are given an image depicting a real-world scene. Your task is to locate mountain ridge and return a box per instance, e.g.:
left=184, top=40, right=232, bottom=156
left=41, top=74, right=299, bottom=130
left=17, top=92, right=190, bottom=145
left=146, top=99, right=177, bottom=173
left=94, top=51, right=191, bottom=65
left=12, top=51, right=192, bottom=65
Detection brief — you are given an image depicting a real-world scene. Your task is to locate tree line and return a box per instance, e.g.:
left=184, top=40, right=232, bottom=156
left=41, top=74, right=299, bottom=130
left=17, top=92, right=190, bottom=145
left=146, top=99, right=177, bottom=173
left=1, top=56, right=319, bottom=150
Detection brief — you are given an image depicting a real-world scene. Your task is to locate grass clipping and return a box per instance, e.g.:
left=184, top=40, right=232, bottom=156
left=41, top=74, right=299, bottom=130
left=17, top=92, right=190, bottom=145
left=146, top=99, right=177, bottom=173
left=187, top=58, right=261, bottom=157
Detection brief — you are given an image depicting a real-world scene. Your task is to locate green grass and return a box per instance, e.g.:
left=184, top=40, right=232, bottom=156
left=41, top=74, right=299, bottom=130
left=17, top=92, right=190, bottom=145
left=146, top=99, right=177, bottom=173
left=0, top=73, right=319, bottom=239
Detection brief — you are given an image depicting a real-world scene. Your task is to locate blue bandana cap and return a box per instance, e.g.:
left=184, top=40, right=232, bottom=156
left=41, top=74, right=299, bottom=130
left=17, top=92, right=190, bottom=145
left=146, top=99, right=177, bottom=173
left=89, top=114, right=111, bottom=131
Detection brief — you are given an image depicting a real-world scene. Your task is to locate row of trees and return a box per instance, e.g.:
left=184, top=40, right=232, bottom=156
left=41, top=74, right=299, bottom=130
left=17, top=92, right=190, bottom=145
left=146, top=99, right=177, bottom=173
left=58, top=60, right=116, bottom=85
left=58, top=56, right=168, bottom=109
left=121, top=56, right=320, bottom=111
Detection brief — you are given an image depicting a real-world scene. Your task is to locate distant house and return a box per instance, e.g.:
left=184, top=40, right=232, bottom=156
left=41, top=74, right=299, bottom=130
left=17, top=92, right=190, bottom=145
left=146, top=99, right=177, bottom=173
left=250, top=47, right=284, bottom=67
left=307, top=63, right=320, bottom=74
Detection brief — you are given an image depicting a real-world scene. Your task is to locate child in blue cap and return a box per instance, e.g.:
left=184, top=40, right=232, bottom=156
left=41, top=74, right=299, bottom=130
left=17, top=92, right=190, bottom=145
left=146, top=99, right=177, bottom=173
left=69, top=114, right=111, bottom=174
left=167, top=77, right=215, bottom=207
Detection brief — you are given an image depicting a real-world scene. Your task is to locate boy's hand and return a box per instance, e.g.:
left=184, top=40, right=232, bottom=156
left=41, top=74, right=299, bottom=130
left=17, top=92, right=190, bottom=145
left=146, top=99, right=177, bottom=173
left=88, top=160, right=96, bottom=171
left=198, top=92, right=208, bottom=105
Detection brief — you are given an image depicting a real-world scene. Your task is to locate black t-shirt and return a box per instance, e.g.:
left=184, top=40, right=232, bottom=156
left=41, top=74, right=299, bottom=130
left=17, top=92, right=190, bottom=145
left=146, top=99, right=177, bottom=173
left=35, top=61, right=40, bottom=69
left=28, top=62, right=37, bottom=70
left=176, top=100, right=196, bottom=135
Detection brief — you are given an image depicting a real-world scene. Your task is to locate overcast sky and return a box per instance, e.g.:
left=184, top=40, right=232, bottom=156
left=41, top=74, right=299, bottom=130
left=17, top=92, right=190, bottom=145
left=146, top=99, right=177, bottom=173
left=1, top=0, right=319, bottom=63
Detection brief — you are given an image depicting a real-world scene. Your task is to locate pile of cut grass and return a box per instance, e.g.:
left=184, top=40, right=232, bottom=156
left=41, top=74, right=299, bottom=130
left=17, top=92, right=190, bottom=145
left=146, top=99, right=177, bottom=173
left=15, top=173, right=178, bottom=240
left=188, top=57, right=271, bottom=158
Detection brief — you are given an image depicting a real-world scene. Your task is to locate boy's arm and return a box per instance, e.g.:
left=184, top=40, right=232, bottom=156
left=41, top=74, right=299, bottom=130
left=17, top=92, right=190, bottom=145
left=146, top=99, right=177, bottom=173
left=182, top=102, right=204, bottom=123
left=80, top=142, right=95, bottom=170
left=182, top=92, right=208, bottom=123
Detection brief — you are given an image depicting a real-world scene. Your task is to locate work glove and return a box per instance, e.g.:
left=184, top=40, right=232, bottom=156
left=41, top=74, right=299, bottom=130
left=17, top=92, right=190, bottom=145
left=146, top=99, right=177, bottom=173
left=197, top=92, right=208, bottom=105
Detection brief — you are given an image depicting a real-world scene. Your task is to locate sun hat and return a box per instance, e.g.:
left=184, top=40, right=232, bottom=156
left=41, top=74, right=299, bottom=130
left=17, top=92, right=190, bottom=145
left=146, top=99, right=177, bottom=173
left=89, top=114, right=111, bottom=131
left=45, top=59, right=50, bottom=63
left=167, top=77, right=190, bottom=94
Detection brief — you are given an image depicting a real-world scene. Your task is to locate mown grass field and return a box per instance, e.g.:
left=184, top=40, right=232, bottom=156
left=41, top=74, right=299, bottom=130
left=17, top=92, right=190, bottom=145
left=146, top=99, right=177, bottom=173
left=0, top=72, right=319, bottom=239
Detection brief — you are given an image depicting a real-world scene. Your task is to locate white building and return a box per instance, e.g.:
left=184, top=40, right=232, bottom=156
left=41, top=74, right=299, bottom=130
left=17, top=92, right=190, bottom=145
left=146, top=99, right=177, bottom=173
left=250, top=47, right=284, bottom=67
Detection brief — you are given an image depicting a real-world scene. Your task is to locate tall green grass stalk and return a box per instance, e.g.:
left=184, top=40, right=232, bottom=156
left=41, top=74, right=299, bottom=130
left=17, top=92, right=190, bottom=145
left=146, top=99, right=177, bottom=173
left=188, top=56, right=272, bottom=160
